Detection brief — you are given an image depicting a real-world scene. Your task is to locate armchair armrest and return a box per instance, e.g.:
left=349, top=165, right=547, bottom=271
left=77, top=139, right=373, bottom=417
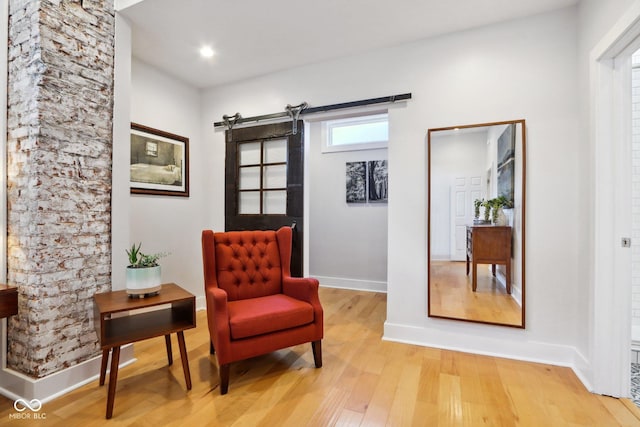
left=205, top=287, right=232, bottom=362
left=283, top=277, right=323, bottom=339
left=283, top=276, right=321, bottom=306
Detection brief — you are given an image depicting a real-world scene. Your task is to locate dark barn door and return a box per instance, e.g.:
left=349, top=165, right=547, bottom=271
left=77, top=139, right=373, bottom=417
left=225, top=121, right=304, bottom=277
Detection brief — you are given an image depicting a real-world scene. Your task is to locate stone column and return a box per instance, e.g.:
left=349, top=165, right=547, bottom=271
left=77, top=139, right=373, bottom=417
left=6, top=0, right=114, bottom=378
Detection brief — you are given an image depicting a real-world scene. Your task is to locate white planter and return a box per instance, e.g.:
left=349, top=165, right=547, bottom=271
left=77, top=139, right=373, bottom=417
left=126, top=266, right=161, bottom=296
left=494, top=208, right=508, bottom=226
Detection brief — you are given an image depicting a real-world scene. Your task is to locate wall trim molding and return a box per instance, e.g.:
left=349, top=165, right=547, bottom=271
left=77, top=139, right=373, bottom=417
left=196, top=295, right=206, bottom=311
left=316, top=275, right=387, bottom=293
left=383, top=321, right=592, bottom=391
left=0, top=345, right=135, bottom=403
left=494, top=269, right=522, bottom=307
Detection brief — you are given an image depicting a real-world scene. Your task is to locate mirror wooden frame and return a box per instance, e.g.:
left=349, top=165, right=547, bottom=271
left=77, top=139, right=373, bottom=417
left=427, top=119, right=526, bottom=328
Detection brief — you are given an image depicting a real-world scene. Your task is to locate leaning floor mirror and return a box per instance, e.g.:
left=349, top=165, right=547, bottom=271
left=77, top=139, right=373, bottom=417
left=427, top=119, right=526, bottom=328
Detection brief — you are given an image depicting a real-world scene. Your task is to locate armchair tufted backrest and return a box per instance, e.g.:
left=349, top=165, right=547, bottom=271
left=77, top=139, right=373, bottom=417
left=212, top=229, right=283, bottom=301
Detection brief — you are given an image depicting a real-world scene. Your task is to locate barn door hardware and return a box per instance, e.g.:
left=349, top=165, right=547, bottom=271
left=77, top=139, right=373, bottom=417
left=285, top=102, right=308, bottom=135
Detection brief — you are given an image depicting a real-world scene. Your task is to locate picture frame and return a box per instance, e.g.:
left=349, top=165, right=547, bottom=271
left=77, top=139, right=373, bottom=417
left=496, top=124, right=515, bottom=203
left=345, top=160, right=388, bottom=203
left=346, top=161, right=367, bottom=203
left=368, top=160, right=388, bottom=202
left=130, top=123, right=189, bottom=197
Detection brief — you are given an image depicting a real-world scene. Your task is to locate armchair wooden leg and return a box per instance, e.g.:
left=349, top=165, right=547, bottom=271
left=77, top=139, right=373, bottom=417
left=219, top=364, right=230, bottom=395
left=210, top=341, right=215, bottom=355
left=312, top=340, right=322, bottom=368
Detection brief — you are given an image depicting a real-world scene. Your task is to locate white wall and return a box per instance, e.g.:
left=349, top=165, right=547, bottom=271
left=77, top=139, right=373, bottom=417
left=384, top=7, right=579, bottom=363
left=112, top=15, right=132, bottom=291
left=307, top=120, right=388, bottom=291
left=202, top=8, right=583, bottom=370
left=130, top=59, right=205, bottom=302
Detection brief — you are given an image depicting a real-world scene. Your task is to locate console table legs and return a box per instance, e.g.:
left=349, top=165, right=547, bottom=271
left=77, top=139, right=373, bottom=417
left=472, top=262, right=478, bottom=291
left=470, top=262, right=511, bottom=294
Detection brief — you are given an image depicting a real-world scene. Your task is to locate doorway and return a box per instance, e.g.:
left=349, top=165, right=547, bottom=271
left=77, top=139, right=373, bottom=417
left=629, top=48, right=640, bottom=406
left=591, top=13, right=640, bottom=398
left=224, top=121, right=305, bottom=277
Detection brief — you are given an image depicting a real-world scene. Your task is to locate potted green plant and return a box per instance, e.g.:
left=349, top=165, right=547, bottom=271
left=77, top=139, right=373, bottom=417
left=474, top=199, right=490, bottom=224
left=481, top=199, right=492, bottom=223
left=474, top=199, right=483, bottom=220
left=489, top=196, right=513, bottom=225
left=126, top=243, right=166, bottom=297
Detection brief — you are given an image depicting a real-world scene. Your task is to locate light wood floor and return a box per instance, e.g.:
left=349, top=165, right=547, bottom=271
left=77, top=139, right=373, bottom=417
left=430, top=261, right=522, bottom=326
left=0, top=287, right=638, bottom=426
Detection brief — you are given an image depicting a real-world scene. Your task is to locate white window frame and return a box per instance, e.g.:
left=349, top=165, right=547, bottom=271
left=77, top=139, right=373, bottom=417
left=321, top=113, right=388, bottom=153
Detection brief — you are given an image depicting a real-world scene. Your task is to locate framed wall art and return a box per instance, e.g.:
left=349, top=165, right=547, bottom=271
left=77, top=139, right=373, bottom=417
left=346, top=160, right=388, bottom=203
left=346, top=161, right=367, bottom=203
left=368, top=160, right=388, bottom=202
left=130, top=123, right=189, bottom=197
left=496, top=123, right=515, bottom=203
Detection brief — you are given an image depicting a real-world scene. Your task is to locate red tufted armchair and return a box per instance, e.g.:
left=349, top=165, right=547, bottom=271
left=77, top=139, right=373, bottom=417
left=201, top=226, right=323, bottom=394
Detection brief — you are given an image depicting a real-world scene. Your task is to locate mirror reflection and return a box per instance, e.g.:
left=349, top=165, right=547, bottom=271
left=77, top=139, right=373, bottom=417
left=428, top=120, right=525, bottom=328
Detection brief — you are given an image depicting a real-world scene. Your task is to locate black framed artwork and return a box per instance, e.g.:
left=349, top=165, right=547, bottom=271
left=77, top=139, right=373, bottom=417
left=130, top=123, right=189, bottom=197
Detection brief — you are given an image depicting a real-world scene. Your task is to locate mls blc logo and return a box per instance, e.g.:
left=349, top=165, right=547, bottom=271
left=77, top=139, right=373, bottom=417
left=14, top=398, right=42, bottom=412
left=10, top=398, right=46, bottom=420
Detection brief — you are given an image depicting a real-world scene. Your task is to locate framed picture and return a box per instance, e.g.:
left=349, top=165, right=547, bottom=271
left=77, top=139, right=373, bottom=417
left=346, top=160, right=388, bottom=203
left=130, top=123, right=189, bottom=197
left=368, top=160, right=388, bottom=202
left=496, top=124, right=515, bottom=203
left=346, top=161, right=366, bottom=203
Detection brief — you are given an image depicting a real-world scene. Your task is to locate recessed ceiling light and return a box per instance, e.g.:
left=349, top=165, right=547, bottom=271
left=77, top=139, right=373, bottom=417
left=199, top=45, right=215, bottom=59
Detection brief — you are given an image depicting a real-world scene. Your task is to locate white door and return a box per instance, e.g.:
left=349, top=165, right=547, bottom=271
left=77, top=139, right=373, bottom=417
left=450, top=176, right=482, bottom=261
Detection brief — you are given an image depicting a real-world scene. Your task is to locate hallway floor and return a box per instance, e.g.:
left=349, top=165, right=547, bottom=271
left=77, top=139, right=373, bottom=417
left=1, top=288, right=638, bottom=425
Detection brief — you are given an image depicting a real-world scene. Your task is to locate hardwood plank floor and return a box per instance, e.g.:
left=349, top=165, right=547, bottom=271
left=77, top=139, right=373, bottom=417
left=430, top=261, right=522, bottom=326
left=0, top=287, right=637, bottom=426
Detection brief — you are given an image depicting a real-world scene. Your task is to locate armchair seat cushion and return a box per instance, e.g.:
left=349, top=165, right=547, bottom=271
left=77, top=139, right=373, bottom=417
left=228, top=294, right=314, bottom=340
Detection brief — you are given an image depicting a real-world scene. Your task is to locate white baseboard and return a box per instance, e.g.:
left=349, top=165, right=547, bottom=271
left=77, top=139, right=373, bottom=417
left=383, top=321, right=593, bottom=392
left=0, top=344, right=135, bottom=403
left=486, top=266, right=522, bottom=307
left=315, top=275, right=387, bottom=293
left=196, top=295, right=206, bottom=311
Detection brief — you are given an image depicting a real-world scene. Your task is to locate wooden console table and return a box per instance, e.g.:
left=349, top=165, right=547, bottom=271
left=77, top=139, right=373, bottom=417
left=93, top=283, right=196, bottom=419
left=466, top=225, right=512, bottom=294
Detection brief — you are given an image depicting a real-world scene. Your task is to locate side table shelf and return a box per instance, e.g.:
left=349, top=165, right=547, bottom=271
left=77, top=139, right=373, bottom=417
left=96, top=299, right=194, bottom=348
left=93, top=283, right=196, bottom=419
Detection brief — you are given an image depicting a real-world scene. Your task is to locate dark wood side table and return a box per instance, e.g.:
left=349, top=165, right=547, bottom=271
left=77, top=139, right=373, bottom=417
left=93, top=283, right=196, bottom=419
left=0, top=285, right=18, bottom=318
left=466, top=225, right=512, bottom=294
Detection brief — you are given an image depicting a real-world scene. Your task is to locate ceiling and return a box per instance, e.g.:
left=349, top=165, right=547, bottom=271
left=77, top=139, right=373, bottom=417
left=118, top=0, right=579, bottom=89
